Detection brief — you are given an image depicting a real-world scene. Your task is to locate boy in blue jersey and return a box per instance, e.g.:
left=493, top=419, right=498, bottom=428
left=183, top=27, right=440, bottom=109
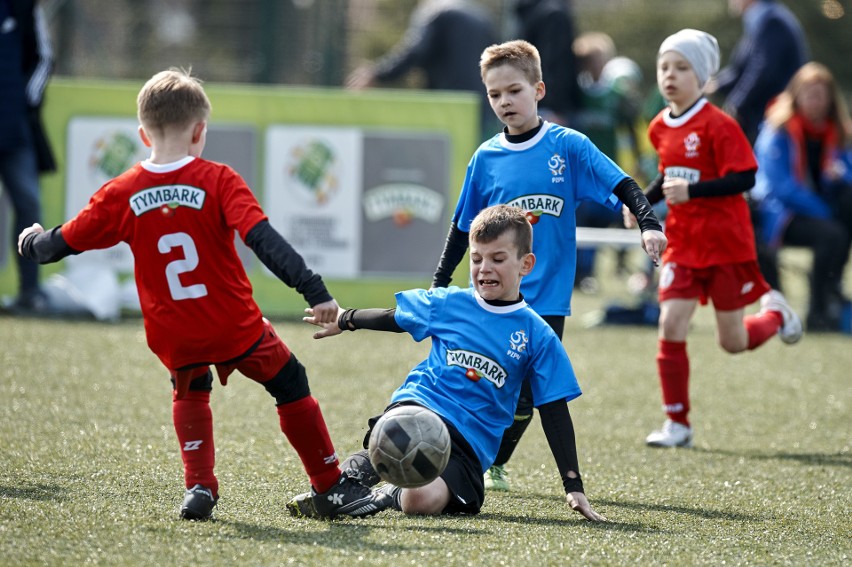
left=288, top=205, right=605, bottom=521
left=432, top=39, right=667, bottom=490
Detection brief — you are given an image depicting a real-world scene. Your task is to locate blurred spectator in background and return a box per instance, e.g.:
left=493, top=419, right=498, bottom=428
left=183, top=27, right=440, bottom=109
left=345, top=0, right=497, bottom=140
left=513, top=0, right=579, bottom=127
left=708, top=0, right=809, bottom=305
left=0, top=0, right=55, bottom=315
left=571, top=32, right=639, bottom=293
left=751, top=62, right=852, bottom=332
left=710, top=0, right=809, bottom=145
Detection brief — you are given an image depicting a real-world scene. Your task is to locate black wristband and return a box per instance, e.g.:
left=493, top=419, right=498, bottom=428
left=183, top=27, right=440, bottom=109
left=563, top=473, right=584, bottom=495
left=338, top=309, right=358, bottom=331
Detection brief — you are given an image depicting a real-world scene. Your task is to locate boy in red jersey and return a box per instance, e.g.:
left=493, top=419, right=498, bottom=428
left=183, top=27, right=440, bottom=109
left=626, top=30, right=803, bottom=448
left=17, top=68, right=385, bottom=520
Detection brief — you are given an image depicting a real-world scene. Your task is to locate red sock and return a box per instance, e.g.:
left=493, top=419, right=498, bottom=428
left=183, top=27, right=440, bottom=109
left=277, top=396, right=341, bottom=493
left=744, top=310, right=782, bottom=350
left=657, top=339, right=690, bottom=426
left=172, top=390, right=217, bottom=497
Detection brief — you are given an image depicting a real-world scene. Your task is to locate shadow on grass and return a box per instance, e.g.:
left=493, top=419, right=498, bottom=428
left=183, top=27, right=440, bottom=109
left=693, top=448, right=851, bottom=469
left=0, top=483, right=66, bottom=502
left=592, top=497, right=768, bottom=522
left=493, top=491, right=767, bottom=529
left=486, top=493, right=670, bottom=533
left=143, top=517, right=486, bottom=552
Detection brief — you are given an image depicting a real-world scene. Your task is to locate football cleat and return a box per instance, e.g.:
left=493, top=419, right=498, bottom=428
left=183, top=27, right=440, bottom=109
left=180, top=484, right=218, bottom=521
left=376, top=484, right=403, bottom=512
left=287, top=471, right=389, bottom=520
left=340, top=450, right=382, bottom=488
left=645, top=419, right=693, bottom=448
left=483, top=464, right=510, bottom=491
left=760, top=290, right=803, bottom=345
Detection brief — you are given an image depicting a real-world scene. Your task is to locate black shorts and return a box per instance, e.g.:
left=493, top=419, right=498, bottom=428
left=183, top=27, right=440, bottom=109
left=364, top=402, right=485, bottom=515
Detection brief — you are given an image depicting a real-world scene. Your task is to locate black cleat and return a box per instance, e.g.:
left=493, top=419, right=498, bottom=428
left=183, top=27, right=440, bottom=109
left=180, top=484, right=217, bottom=521
left=340, top=450, right=381, bottom=488
left=287, top=471, right=392, bottom=519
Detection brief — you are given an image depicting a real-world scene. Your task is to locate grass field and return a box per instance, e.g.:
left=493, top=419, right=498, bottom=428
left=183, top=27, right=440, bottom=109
left=1, top=269, right=850, bottom=566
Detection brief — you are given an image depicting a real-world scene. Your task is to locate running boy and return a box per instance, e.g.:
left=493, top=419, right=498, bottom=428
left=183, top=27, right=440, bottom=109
left=431, top=39, right=667, bottom=490
left=627, top=29, right=803, bottom=448
left=17, top=68, right=381, bottom=521
left=289, top=205, right=605, bottom=521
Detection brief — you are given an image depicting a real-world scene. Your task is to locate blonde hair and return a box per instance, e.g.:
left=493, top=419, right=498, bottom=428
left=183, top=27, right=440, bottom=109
left=137, top=67, right=211, bottom=134
left=469, top=205, right=532, bottom=257
left=764, top=62, right=852, bottom=140
left=480, top=40, right=542, bottom=85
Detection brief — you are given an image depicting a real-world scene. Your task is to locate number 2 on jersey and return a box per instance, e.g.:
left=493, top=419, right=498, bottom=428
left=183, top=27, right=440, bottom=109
left=158, top=232, right=208, bottom=300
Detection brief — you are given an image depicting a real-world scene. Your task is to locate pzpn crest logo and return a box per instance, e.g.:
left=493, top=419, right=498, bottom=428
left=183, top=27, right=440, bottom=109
left=683, top=132, right=701, bottom=157
left=547, top=154, right=566, bottom=176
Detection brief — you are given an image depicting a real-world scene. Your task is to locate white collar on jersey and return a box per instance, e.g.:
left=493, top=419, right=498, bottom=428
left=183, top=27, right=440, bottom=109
left=498, top=121, right=551, bottom=152
left=473, top=289, right=529, bottom=314
left=662, top=97, right=708, bottom=128
left=140, top=156, right=196, bottom=173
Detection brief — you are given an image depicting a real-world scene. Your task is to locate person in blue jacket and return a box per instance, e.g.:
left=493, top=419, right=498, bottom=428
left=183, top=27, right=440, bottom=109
left=752, top=62, right=852, bottom=332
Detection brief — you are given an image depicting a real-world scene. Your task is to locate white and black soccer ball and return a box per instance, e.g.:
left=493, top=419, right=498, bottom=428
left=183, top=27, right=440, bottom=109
left=368, top=405, right=451, bottom=488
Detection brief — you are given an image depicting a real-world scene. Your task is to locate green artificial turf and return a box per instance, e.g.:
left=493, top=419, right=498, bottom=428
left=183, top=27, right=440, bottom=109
left=1, top=272, right=849, bottom=565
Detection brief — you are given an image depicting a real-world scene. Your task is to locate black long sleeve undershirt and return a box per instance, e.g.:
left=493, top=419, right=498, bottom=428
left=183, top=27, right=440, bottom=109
left=337, top=307, right=405, bottom=333
left=612, top=177, right=663, bottom=233
left=431, top=222, right=469, bottom=288
left=245, top=220, right=332, bottom=307
left=19, top=226, right=79, bottom=264
left=644, top=170, right=756, bottom=205
left=538, top=400, right=584, bottom=494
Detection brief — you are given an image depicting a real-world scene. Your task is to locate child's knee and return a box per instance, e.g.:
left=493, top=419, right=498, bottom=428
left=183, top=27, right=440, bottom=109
left=400, top=482, right=449, bottom=516
left=263, top=355, right=311, bottom=405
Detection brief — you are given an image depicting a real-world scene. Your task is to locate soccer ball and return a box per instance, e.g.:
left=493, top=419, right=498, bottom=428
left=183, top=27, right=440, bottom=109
left=368, top=405, right=451, bottom=488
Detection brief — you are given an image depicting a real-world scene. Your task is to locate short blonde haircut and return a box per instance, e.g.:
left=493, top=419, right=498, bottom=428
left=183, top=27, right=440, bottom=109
left=764, top=62, right=852, bottom=141
left=469, top=204, right=532, bottom=258
left=137, top=67, right=211, bottom=134
left=480, top=40, right=542, bottom=85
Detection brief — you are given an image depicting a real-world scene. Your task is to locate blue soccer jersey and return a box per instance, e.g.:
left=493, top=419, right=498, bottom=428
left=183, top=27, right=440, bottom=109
left=390, top=286, right=582, bottom=473
left=452, top=122, right=627, bottom=316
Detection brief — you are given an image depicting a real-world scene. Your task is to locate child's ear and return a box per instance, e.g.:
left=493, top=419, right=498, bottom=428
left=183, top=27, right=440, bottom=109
left=191, top=121, right=207, bottom=144
left=535, top=81, right=546, bottom=102
left=137, top=125, right=152, bottom=148
left=520, top=252, right=536, bottom=276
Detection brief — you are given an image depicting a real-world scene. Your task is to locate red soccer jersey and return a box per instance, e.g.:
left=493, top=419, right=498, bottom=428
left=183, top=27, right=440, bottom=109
left=62, top=157, right=267, bottom=370
left=649, top=99, right=758, bottom=268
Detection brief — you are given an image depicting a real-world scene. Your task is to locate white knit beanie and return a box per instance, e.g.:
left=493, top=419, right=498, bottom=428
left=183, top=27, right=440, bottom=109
left=658, top=29, right=720, bottom=88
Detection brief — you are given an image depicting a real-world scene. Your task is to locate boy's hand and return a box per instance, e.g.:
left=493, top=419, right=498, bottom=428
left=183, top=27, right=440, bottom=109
left=18, top=223, right=45, bottom=255
left=567, top=492, right=607, bottom=522
left=641, top=229, right=667, bottom=267
left=662, top=176, right=690, bottom=206
left=310, top=299, right=341, bottom=324
left=622, top=204, right=637, bottom=229
left=303, top=306, right=345, bottom=339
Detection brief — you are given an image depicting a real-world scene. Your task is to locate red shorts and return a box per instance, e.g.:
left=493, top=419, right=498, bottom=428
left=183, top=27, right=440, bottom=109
left=657, top=261, right=769, bottom=310
left=171, top=318, right=291, bottom=398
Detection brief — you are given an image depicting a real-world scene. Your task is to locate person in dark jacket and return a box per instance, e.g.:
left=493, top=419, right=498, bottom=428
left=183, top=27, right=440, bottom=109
left=0, top=0, right=55, bottom=315
left=710, top=0, right=809, bottom=145
left=513, top=0, right=580, bottom=127
left=345, top=0, right=498, bottom=139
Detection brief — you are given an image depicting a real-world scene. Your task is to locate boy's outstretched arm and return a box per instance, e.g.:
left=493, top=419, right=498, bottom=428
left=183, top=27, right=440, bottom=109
left=303, top=307, right=405, bottom=340
left=613, top=177, right=667, bottom=266
left=18, top=223, right=80, bottom=263
left=538, top=400, right=607, bottom=522
left=245, top=220, right=338, bottom=323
